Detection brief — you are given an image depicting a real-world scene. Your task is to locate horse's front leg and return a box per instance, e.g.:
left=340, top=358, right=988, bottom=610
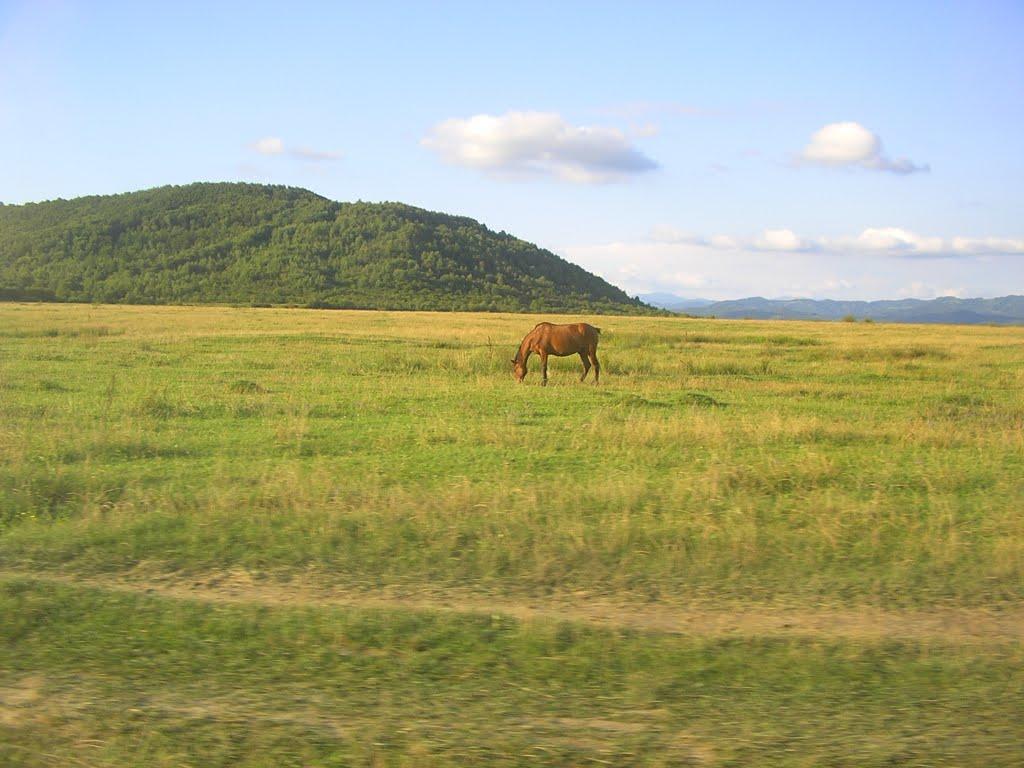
left=540, top=352, right=549, bottom=386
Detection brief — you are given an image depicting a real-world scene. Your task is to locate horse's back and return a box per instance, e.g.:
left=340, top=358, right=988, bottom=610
left=527, top=321, right=600, bottom=353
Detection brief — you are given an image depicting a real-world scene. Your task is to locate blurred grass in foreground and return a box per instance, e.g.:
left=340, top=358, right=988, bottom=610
left=1, top=578, right=1022, bottom=767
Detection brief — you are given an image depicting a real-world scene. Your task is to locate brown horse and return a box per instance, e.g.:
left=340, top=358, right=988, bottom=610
left=512, top=322, right=601, bottom=385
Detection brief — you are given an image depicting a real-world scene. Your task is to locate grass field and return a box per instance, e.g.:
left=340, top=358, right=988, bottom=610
left=1, top=302, right=1022, bottom=766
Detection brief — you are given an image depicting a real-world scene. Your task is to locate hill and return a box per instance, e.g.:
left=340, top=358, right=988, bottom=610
left=670, top=295, right=1024, bottom=324
left=0, top=183, right=650, bottom=313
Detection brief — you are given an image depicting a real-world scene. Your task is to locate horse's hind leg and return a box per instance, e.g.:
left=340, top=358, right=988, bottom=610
left=578, top=351, right=591, bottom=381
left=588, top=349, right=600, bottom=384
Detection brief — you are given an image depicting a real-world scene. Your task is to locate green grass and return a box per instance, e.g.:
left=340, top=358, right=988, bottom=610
left=1, top=303, right=1022, bottom=765
left=2, top=578, right=1022, bottom=768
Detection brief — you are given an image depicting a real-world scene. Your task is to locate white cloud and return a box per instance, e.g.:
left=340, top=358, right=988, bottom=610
left=252, top=136, right=285, bottom=155
left=561, top=231, right=1024, bottom=300
left=753, top=228, right=812, bottom=252
left=655, top=227, right=815, bottom=253
left=798, top=122, right=928, bottom=174
left=421, top=111, right=658, bottom=183
left=652, top=224, right=1024, bottom=258
left=564, top=223, right=1023, bottom=300
left=898, top=282, right=966, bottom=299
left=558, top=239, right=714, bottom=295
left=837, top=229, right=1024, bottom=257
left=840, top=227, right=944, bottom=254
left=249, top=137, right=340, bottom=162
left=950, top=236, right=1024, bottom=255
left=709, top=234, right=740, bottom=250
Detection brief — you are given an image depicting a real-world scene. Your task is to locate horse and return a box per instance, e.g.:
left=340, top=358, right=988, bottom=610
left=511, top=322, right=601, bottom=385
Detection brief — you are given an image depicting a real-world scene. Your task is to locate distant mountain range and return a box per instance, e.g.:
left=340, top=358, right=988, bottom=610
left=640, top=294, right=1024, bottom=325
left=636, top=293, right=716, bottom=312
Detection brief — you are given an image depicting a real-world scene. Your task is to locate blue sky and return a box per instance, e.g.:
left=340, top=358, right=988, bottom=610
left=2, top=0, right=1022, bottom=299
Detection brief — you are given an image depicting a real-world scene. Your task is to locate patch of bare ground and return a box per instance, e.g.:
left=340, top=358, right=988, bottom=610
left=2, top=567, right=1022, bottom=644
left=0, top=675, right=45, bottom=728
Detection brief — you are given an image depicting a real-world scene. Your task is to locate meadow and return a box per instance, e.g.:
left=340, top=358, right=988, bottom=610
left=1, top=302, right=1022, bottom=766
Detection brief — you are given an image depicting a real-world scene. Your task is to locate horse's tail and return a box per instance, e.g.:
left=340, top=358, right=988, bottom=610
left=594, top=326, right=602, bottom=334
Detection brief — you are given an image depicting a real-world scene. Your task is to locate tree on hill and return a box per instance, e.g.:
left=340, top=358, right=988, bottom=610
left=0, top=183, right=652, bottom=314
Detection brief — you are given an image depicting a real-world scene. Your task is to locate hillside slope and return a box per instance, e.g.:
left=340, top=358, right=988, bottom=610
left=0, top=183, right=649, bottom=313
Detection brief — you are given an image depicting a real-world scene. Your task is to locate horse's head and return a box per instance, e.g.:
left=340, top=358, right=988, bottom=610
left=511, top=358, right=527, bottom=382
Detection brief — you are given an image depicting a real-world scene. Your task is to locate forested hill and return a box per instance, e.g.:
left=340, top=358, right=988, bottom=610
left=0, top=183, right=650, bottom=313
